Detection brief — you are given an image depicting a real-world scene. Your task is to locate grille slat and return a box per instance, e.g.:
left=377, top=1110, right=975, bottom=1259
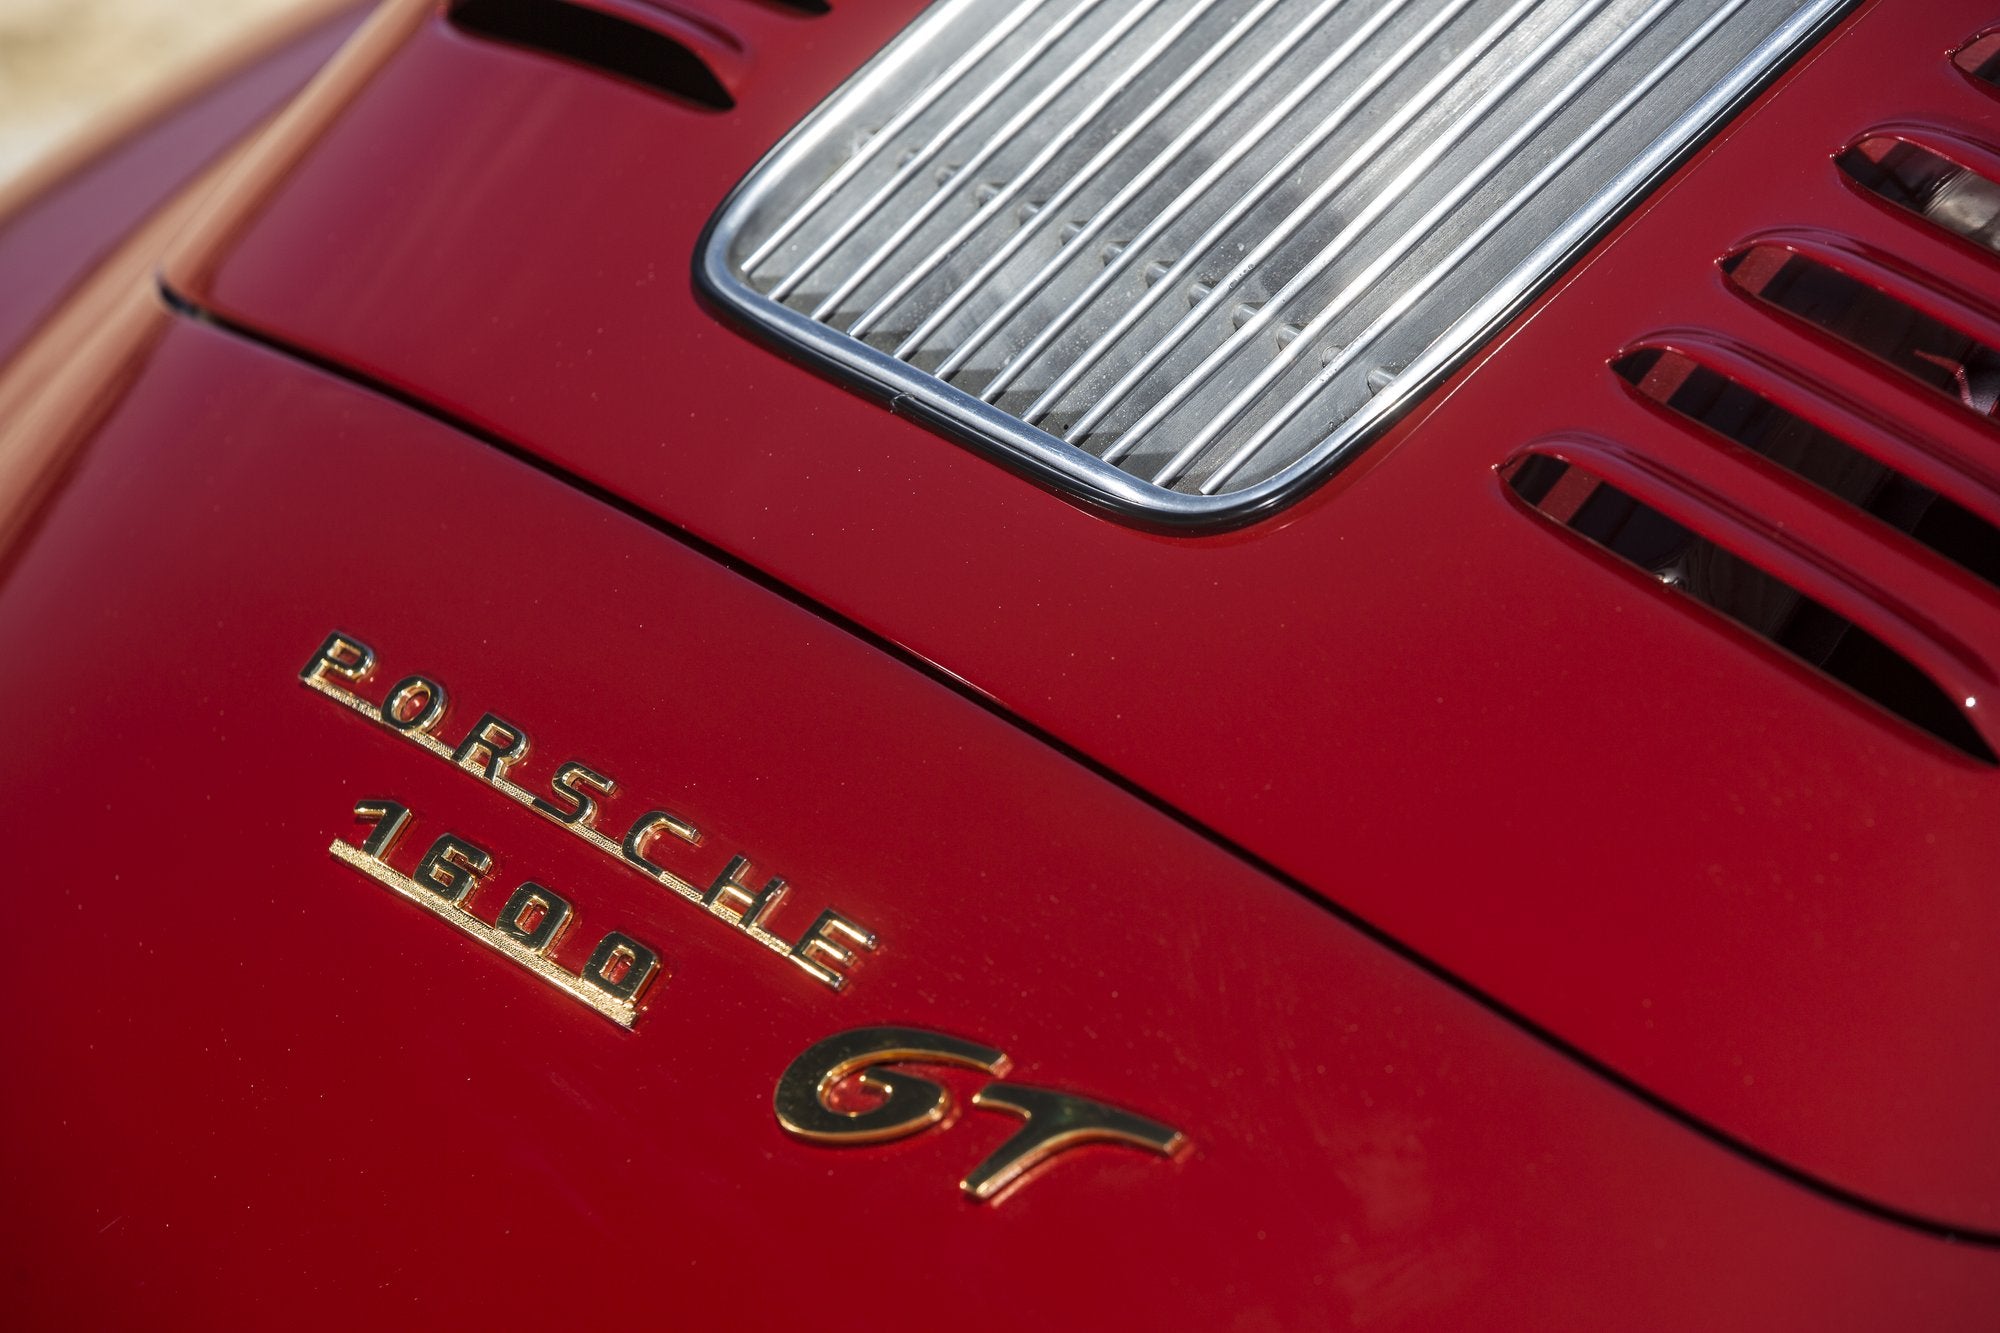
left=739, top=0, right=1056, bottom=277
left=807, top=0, right=1153, bottom=320
left=704, top=0, right=1856, bottom=524
left=1077, top=0, right=1518, bottom=459
left=1201, top=0, right=1751, bottom=493
left=903, top=0, right=1301, bottom=367
left=764, top=0, right=1110, bottom=305
left=1112, top=0, right=1605, bottom=478
left=932, top=0, right=1355, bottom=382
left=849, top=0, right=1239, bottom=339
left=1001, top=0, right=1435, bottom=421
left=957, top=0, right=1362, bottom=393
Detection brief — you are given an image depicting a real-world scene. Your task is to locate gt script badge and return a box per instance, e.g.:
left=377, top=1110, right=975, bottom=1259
left=302, top=631, right=878, bottom=991
left=775, top=1027, right=1187, bottom=1202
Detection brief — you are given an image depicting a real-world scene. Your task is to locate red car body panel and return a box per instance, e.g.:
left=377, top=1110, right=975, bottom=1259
left=161, top=0, right=2000, bottom=1234
left=3, top=309, right=1999, bottom=1329
left=2, top=0, right=1998, bottom=1324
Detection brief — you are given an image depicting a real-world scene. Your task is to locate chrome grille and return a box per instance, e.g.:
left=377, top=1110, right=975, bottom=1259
left=702, top=0, right=1854, bottom=525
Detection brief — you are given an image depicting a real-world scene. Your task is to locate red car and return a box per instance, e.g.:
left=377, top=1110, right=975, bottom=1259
left=3, top=0, right=1997, bottom=1326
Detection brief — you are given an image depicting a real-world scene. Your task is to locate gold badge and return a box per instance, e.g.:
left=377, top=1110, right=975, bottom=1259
left=302, top=631, right=878, bottom=991
left=775, top=1027, right=1187, bottom=1202
left=331, top=798, right=661, bottom=1027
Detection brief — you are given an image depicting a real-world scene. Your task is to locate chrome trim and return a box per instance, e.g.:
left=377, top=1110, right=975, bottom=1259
left=699, top=0, right=1860, bottom=529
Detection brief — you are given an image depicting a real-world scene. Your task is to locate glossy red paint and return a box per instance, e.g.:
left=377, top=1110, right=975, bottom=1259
left=6, top=0, right=2000, bottom=1322
left=14, top=311, right=2000, bottom=1327
left=158, top=0, right=2000, bottom=1237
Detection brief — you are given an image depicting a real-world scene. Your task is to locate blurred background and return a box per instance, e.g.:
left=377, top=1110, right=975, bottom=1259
left=0, top=0, right=309, bottom=192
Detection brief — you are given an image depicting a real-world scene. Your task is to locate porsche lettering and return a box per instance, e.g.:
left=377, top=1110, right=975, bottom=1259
left=302, top=631, right=878, bottom=991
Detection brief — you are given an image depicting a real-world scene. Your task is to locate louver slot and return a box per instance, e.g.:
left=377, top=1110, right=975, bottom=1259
left=1954, top=28, right=2000, bottom=88
left=704, top=0, right=1853, bottom=525
left=1615, top=345, right=2000, bottom=591
left=451, top=0, right=735, bottom=110
left=1837, top=135, right=2000, bottom=254
left=1721, top=242, right=2000, bottom=415
left=1502, top=451, right=1996, bottom=763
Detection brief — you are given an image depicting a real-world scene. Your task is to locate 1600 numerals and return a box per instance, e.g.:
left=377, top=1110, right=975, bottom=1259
left=332, top=798, right=663, bottom=1027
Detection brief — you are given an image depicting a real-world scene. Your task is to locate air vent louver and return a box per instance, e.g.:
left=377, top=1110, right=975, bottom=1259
left=1500, top=25, right=2000, bottom=767
left=1616, top=344, right=2000, bottom=592
left=1953, top=27, right=2000, bottom=88
left=702, top=0, right=1852, bottom=525
left=1837, top=135, right=2000, bottom=255
left=1721, top=241, right=2000, bottom=416
left=1505, top=451, right=1995, bottom=764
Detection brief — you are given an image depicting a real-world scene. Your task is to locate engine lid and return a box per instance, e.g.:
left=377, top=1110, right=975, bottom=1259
left=159, top=0, right=2000, bottom=1234
left=12, top=311, right=2000, bottom=1325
